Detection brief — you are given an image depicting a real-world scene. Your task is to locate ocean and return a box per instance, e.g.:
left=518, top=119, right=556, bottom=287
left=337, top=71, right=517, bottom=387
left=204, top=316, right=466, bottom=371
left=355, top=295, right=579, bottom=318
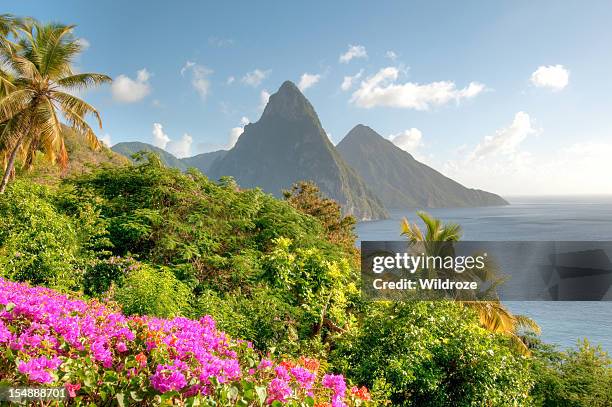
left=356, top=196, right=612, bottom=353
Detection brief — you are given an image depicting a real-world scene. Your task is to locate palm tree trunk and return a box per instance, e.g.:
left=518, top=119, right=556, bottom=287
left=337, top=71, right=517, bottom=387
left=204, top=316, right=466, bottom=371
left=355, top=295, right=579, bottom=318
left=0, top=139, right=22, bottom=194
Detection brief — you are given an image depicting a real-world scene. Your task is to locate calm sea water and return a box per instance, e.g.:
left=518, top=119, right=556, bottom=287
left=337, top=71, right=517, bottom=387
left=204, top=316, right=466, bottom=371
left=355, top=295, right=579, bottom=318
left=356, top=196, right=612, bottom=352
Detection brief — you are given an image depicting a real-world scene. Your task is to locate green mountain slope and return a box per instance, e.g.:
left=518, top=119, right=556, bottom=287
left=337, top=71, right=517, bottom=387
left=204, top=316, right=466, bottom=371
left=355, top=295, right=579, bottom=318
left=209, top=81, right=388, bottom=220
left=112, top=142, right=187, bottom=170
left=181, top=150, right=227, bottom=173
left=336, top=124, right=508, bottom=209
left=25, top=126, right=129, bottom=185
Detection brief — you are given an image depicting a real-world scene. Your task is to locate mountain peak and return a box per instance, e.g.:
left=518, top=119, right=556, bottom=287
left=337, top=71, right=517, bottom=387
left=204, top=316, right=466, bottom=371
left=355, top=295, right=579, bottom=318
left=262, top=80, right=318, bottom=121
left=279, top=80, right=300, bottom=92
left=341, top=123, right=387, bottom=146
left=336, top=125, right=509, bottom=209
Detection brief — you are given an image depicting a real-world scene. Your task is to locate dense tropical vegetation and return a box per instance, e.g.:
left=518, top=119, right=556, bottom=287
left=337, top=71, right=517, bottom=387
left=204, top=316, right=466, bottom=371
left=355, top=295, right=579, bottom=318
left=0, top=13, right=610, bottom=406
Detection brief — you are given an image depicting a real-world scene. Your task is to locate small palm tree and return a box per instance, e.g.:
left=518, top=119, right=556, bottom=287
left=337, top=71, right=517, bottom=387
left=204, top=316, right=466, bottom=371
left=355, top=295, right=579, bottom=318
left=401, top=211, right=541, bottom=355
left=0, top=21, right=111, bottom=193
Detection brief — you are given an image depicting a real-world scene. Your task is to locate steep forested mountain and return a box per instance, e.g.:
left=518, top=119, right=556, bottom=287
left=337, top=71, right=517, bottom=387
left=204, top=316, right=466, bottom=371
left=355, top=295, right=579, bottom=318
left=336, top=124, right=508, bottom=208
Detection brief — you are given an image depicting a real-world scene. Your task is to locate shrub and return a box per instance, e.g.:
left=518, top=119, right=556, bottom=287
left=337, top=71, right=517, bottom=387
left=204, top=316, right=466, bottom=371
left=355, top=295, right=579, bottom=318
left=331, top=301, right=533, bottom=406
left=0, top=181, right=81, bottom=290
left=263, top=237, right=358, bottom=335
left=111, top=264, right=192, bottom=318
left=83, top=256, right=139, bottom=296
left=530, top=338, right=612, bottom=406
left=0, top=278, right=372, bottom=406
left=193, top=287, right=322, bottom=356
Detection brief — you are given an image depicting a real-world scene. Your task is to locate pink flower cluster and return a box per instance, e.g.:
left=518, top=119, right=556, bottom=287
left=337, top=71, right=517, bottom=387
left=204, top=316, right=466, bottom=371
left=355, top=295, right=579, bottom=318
left=0, top=278, right=369, bottom=405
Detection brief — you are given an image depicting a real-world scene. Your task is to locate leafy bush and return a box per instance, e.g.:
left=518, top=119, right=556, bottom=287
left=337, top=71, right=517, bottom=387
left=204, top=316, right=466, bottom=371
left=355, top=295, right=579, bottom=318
left=530, top=338, right=612, bottom=406
left=331, top=301, right=533, bottom=406
left=193, top=287, right=326, bottom=357
left=83, top=256, right=138, bottom=296
left=0, top=278, right=372, bottom=406
left=263, top=237, right=358, bottom=336
left=111, top=264, right=192, bottom=318
left=0, top=181, right=81, bottom=290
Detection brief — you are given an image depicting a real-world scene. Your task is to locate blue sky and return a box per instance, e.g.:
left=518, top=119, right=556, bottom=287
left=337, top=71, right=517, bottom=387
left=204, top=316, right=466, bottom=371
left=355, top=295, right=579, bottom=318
left=8, top=1, right=612, bottom=195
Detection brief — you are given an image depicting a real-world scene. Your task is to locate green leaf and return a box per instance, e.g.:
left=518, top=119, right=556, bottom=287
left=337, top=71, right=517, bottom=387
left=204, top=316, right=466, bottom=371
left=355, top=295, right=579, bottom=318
left=115, top=393, right=125, bottom=407
left=130, top=391, right=143, bottom=402
left=255, top=385, right=267, bottom=406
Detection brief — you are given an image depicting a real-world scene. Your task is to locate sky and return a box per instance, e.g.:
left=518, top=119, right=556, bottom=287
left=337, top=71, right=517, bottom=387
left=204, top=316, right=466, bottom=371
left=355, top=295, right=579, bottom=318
left=8, top=0, right=612, bottom=196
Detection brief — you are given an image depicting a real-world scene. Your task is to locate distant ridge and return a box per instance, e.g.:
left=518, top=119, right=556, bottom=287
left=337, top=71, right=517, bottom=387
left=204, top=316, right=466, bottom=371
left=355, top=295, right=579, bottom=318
left=181, top=150, right=227, bottom=174
left=112, top=142, right=187, bottom=170
left=208, top=81, right=388, bottom=220
left=336, top=124, right=508, bottom=209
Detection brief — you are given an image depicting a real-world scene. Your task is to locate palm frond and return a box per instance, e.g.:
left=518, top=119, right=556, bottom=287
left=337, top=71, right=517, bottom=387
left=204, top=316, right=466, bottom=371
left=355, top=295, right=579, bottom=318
left=7, top=53, right=41, bottom=81
left=53, top=91, right=103, bottom=129
left=0, top=88, right=34, bottom=122
left=57, top=73, right=112, bottom=91
left=35, top=23, right=78, bottom=78
left=60, top=106, right=101, bottom=150
left=514, top=314, right=541, bottom=335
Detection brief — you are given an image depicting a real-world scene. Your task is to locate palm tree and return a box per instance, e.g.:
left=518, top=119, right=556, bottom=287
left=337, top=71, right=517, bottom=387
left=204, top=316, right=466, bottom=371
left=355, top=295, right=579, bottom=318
left=401, top=211, right=541, bottom=355
left=0, top=21, right=111, bottom=193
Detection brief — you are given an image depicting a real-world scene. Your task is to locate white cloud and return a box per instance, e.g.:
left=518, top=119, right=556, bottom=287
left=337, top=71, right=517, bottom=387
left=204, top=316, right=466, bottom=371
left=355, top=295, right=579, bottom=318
left=341, top=69, right=363, bottom=91
left=389, top=128, right=423, bottom=153
left=259, top=89, right=271, bottom=110
left=437, top=112, right=612, bottom=195
left=385, top=50, right=398, bottom=61
left=350, top=67, right=485, bottom=110
left=339, top=44, right=367, bottom=63
left=152, top=123, right=171, bottom=149
left=226, top=76, right=235, bottom=85
left=168, top=134, right=193, bottom=158
left=298, top=73, right=321, bottom=91
left=76, top=38, right=90, bottom=50
left=99, top=133, right=112, bottom=147
left=111, top=69, right=151, bottom=103
left=468, top=112, right=536, bottom=161
left=241, top=69, right=270, bottom=87
left=152, top=123, right=193, bottom=158
left=228, top=116, right=250, bottom=148
left=530, top=65, right=569, bottom=91
left=181, top=61, right=212, bottom=100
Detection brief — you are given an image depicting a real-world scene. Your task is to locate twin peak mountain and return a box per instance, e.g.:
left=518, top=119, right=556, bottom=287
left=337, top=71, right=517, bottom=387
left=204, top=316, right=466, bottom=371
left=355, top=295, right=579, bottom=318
left=113, top=80, right=507, bottom=220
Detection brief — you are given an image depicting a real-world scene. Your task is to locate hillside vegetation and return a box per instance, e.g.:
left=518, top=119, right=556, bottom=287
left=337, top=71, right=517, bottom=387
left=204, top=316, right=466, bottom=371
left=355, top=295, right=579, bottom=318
left=2, top=156, right=609, bottom=405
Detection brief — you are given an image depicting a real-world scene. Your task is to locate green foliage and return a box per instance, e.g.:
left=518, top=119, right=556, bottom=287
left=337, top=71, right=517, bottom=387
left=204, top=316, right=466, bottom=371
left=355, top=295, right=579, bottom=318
left=2, top=158, right=611, bottom=405
left=192, top=287, right=318, bottom=355
left=283, top=181, right=358, bottom=254
left=264, top=237, right=357, bottom=333
left=331, top=301, right=534, bottom=406
left=111, top=264, right=192, bottom=318
left=83, top=256, right=138, bottom=296
left=530, top=338, right=612, bottom=406
left=0, top=181, right=82, bottom=290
